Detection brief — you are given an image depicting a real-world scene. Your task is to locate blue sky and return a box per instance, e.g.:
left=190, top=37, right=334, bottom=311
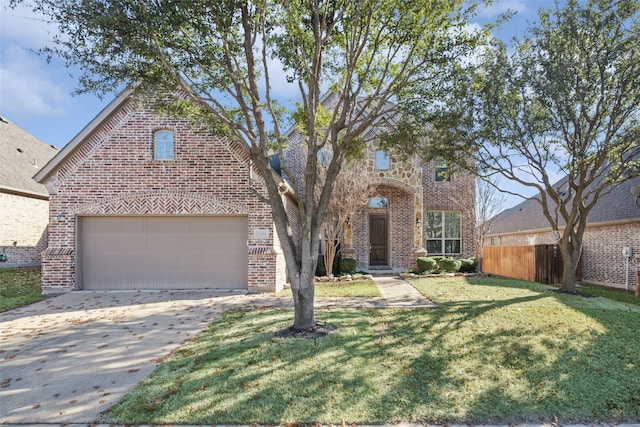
left=0, top=0, right=557, bottom=207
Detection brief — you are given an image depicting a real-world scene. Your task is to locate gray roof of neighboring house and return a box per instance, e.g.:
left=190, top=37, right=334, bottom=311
left=488, top=174, right=640, bottom=235
left=0, top=116, right=59, bottom=198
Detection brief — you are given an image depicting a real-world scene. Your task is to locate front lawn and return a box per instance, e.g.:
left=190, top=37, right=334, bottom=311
left=276, top=279, right=381, bottom=297
left=108, top=276, right=640, bottom=425
left=578, top=282, right=639, bottom=306
left=0, top=267, right=42, bottom=312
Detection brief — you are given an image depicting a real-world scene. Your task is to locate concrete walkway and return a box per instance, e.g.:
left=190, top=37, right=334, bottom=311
left=0, top=278, right=435, bottom=425
left=372, top=275, right=438, bottom=308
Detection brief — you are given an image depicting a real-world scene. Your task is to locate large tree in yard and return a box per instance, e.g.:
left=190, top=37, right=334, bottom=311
left=15, top=0, right=487, bottom=330
left=418, top=0, right=640, bottom=292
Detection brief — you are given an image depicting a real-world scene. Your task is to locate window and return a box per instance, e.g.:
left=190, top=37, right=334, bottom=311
left=426, top=211, right=461, bottom=254
left=369, top=196, right=388, bottom=208
left=434, top=158, right=452, bottom=182
left=154, top=130, right=174, bottom=160
left=375, top=150, right=389, bottom=170
left=318, top=147, right=330, bottom=166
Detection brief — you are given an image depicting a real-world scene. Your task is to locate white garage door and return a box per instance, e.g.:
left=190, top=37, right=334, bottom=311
left=78, top=216, right=248, bottom=290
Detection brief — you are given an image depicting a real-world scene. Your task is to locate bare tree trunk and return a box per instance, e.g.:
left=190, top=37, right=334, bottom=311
left=559, top=235, right=581, bottom=293
left=561, top=257, right=578, bottom=293
left=290, top=263, right=316, bottom=330
left=324, top=239, right=337, bottom=277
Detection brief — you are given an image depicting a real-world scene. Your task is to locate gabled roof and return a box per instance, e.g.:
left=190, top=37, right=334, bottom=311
left=33, top=87, right=134, bottom=184
left=0, top=116, right=59, bottom=198
left=488, top=174, right=640, bottom=235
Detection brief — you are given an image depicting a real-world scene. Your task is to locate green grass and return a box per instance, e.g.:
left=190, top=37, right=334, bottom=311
left=579, top=282, right=640, bottom=306
left=108, top=276, right=640, bottom=425
left=276, top=279, right=381, bottom=297
left=0, top=267, right=42, bottom=312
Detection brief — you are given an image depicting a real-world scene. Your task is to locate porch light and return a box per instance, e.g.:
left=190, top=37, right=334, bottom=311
left=416, top=217, right=421, bottom=228
left=631, top=185, right=640, bottom=207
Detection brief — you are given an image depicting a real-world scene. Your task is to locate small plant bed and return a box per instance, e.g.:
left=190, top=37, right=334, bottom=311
left=108, top=276, right=640, bottom=425
left=276, top=279, right=381, bottom=298
left=578, top=282, right=640, bottom=306
left=0, top=267, right=42, bottom=312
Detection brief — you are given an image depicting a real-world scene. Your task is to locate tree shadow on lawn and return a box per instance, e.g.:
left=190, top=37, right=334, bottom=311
left=108, top=278, right=640, bottom=425
left=108, top=308, right=398, bottom=424
left=389, top=277, right=640, bottom=424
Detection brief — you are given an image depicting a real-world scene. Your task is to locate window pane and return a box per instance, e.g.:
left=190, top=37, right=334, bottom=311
left=425, top=211, right=442, bottom=239
left=375, top=150, right=389, bottom=170
left=444, top=211, right=460, bottom=238
left=155, top=131, right=174, bottom=160
left=444, top=240, right=461, bottom=254
left=369, top=197, right=388, bottom=208
left=434, top=158, right=452, bottom=182
left=427, top=240, right=442, bottom=253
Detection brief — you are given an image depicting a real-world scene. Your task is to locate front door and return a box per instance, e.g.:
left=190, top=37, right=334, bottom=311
left=369, top=214, right=388, bottom=266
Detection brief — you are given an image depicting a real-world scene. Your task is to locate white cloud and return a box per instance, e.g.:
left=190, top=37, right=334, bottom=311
left=477, top=0, right=530, bottom=19
left=0, top=43, right=69, bottom=118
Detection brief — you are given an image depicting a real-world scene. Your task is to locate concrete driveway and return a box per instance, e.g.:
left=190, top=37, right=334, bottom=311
left=0, top=289, right=285, bottom=424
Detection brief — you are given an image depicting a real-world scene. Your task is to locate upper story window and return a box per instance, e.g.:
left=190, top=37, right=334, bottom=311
left=369, top=196, right=388, bottom=208
left=434, top=158, right=452, bottom=182
left=375, top=150, right=389, bottom=170
left=154, top=130, right=174, bottom=160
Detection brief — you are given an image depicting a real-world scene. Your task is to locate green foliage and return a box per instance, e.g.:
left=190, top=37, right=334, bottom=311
left=414, top=0, right=640, bottom=291
left=339, top=257, right=357, bottom=274
left=0, top=268, right=42, bottom=312
left=315, top=258, right=327, bottom=276
left=438, top=257, right=461, bottom=273
left=458, top=257, right=477, bottom=273
left=416, top=257, right=437, bottom=273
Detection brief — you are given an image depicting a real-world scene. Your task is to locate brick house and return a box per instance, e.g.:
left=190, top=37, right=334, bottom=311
left=485, top=176, right=640, bottom=290
left=0, top=116, right=58, bottom=267
left=281, top=105, right=476, bottom=272
left=33, top=89, right=291, bottom=294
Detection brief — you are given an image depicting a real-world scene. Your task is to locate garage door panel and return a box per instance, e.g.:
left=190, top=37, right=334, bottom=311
left=79, top=216, right=248, bottom=290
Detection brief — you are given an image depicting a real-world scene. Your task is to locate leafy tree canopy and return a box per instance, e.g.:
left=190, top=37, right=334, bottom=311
left=13, top=0, right=491, bottom=329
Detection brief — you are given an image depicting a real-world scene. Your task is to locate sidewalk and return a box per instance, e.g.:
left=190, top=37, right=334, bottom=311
left=372, top=275, right=438, bottom=308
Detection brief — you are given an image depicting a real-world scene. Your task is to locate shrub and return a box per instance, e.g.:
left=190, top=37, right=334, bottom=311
left=439, top=257, right=461, bottom=273
left=316, top=258, right=327, bottom=276
left=416, top=257, right=437, bottom=273
left=458, top=258, right=477, bottom=273
left=340, top=258, right=357, bottom=274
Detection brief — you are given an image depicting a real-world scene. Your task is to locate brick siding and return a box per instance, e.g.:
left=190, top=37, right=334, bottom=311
left=41, top=97, right=286, bottom=293
left=0, top=192, right=49, bottom=266
left=281, top=129, right=477, bottom=270
left=422, top=161, right=476, bottom=259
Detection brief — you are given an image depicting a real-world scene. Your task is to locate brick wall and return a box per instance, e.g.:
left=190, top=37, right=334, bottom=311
left=42, top=97, right=286, bottom=293
left=422, top=162, right=476, bottom=258
left=281, top=127, right=477, bottom=270
left=0, top=192, right=49, bottom=266
left=486, top=221, right=640, bottom=289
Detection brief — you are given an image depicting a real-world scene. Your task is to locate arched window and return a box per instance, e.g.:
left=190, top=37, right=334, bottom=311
left=369, top=196, right=388, bottom=208
left=154, top=130, right=174, bottom=160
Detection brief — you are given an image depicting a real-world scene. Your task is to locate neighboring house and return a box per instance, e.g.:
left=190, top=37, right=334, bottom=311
left=33, top=89, right=292, bottom=294
left=281, top=98, right=476, bottom=272
left=485, top=175, right=640, bottom=289
left=0, top=116, right=58, bottom=267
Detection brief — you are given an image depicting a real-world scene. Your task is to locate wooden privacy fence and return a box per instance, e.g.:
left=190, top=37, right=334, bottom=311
left=483, top=245, right=582, bottom=284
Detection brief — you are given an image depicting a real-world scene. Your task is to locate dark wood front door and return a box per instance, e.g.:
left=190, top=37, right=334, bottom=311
left=369, top=215, right=388, bottom=266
